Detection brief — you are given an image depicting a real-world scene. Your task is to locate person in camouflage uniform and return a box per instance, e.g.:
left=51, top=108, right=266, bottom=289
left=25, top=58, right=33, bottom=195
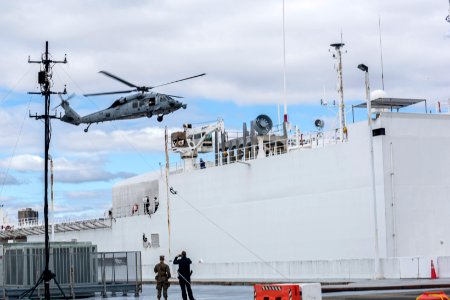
left=154, top=255, right=171, bottom=300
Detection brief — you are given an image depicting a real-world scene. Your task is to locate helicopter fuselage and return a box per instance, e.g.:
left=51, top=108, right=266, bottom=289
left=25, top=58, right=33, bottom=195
left=61, top=92, right=186, bottom=128
left=59, top=70, right=203, bottom=132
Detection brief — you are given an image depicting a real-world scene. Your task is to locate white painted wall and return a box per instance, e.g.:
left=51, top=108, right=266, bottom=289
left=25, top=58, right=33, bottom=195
left=166, top=121, right=381, bottom=265
left=378, top=113, right=450, bottom=258
left=26, top=112, right=450, bottom=281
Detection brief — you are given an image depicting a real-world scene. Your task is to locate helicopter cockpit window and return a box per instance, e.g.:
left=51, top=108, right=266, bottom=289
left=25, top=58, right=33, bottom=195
left=108, top=100, right=123, bottom=109
left=149, top=98, right=156, bottom=106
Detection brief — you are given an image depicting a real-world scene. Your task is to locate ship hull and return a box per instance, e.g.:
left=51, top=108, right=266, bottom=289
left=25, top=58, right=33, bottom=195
left=28, top=112, right=450, bottom=281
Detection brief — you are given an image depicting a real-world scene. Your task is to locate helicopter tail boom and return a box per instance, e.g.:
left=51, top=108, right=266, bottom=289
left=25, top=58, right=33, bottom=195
left=60, top=100, right=81, bottom=125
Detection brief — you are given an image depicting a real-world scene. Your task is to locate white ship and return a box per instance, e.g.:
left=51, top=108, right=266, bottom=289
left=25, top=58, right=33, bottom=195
left=2, top=47, right=450, bottom=283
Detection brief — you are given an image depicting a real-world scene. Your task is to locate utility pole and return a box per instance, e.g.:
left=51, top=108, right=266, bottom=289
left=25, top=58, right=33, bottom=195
left=25, top=41, right=67, bottom=300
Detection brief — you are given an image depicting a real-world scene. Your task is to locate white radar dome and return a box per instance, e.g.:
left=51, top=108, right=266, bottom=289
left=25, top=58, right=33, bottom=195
left=370, top=89, right=387, bottom=100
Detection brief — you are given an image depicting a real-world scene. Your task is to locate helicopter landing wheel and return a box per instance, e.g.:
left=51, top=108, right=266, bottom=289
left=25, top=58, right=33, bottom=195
left=157, top=115, right=163, bottom=122
left=84, top=123, right=92, bottom=133
left=146, top=112, right=153, bottom=118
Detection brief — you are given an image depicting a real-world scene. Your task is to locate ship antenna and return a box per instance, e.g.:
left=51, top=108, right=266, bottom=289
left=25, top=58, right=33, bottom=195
left=164, top=126, right=172, bottom=260
left=378, top=16, right=385, bottom=90
left=330, top=42, right=346, bottom=142
left=282, top=0, right=288, bottom=124
left=446, top=0, right=450, bottom=22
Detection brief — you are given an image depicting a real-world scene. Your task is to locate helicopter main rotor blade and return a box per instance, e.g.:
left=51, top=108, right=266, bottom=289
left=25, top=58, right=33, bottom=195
left=99, top=71, right=139, bottom=88
left=83, top=89, right=136, bottom=97
left=165, top=94, right=184, bottom=99
left=151, top=73, right=206, bottom=89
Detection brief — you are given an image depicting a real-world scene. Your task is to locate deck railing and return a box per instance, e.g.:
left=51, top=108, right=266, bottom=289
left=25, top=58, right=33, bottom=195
left=169, top=128, right=346, bottom=173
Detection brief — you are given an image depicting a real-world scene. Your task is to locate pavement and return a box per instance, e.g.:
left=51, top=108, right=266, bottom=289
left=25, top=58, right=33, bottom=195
left=87, top=279, right=450, bottom=300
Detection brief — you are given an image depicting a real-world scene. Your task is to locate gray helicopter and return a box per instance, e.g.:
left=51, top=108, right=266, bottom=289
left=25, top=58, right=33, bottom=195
left=57, top=71, right=205, bottom=132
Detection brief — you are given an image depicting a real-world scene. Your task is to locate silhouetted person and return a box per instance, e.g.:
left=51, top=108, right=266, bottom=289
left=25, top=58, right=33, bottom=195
left=173, top=251, right=195, bottom=300
left=154, top=255, right=171, bottom=300
left=154, top=196, right=159, bottom=212
left=144, top=197, right=150, bottom=215
left=199, top=158, right=206, bottom=169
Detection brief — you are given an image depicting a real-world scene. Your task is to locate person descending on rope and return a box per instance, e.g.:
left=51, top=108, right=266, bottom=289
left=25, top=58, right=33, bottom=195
left=174, top=251, right=195, bottom=300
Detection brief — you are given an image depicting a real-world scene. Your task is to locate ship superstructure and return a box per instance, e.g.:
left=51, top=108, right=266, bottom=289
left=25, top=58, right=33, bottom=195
left=3, top=103, right=450, bottom=281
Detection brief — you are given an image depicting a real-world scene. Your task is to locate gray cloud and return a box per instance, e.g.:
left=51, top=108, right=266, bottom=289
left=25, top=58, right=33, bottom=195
left=0, top=173, right=26, bottom=185
left=0, top=0, right=448, bottom=105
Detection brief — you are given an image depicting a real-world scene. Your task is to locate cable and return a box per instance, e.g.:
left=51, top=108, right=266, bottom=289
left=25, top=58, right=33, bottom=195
left=0, top=94, right=34, bottom=200
left=169, top=186, right=290, bottom=281
left=0, top=65, right=34, bottom=107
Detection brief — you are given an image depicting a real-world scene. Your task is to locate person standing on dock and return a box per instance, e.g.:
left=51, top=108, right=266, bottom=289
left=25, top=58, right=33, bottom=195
left=154, top=255, right=171, bottom=300
left=174, top=251, right=195, bottom=300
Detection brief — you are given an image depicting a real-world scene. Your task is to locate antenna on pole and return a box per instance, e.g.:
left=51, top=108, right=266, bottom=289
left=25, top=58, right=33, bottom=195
left=330, top=42, right=347, bottom=142
left=378, top=16, right=385, bottom=90
left=446, top=0, right=450, bottom=22
left=21, top=41, right=67, bottom=300
left=282, top=0, right=288, bottom=124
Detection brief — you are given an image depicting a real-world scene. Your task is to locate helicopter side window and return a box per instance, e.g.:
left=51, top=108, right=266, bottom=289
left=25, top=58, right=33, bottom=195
left=106, top=113, right=111, bottom=118
left=149, top=98, right=156, bottom=106
left=132, top=101, right=138, bottom=109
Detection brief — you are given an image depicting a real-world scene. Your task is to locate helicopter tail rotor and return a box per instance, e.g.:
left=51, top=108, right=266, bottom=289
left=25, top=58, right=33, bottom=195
left=53, top=93, right=75, bottom=110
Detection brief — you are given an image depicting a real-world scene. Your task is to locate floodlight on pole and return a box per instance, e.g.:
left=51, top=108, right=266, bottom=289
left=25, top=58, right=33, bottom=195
left=358, top=63, right=381, bottom=279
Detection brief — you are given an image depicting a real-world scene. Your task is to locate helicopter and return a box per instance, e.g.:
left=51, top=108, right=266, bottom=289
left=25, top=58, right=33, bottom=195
left=56, top=71, right=205, bottom=132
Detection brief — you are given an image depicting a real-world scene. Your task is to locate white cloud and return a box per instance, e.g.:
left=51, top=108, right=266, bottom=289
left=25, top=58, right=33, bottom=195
left=0, top=154, right=43, bottom=172
left=52, top=156, right=136, bottom=183
left=0, top=0, right=448, bottom=105
left=55, top=126, right=178, bottom=153
left=0, top=154, right=135, bottom=183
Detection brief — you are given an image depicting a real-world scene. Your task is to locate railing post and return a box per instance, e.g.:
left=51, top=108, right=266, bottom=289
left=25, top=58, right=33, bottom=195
left=111, top=253, right=116, bottom=296
left=134, top=252, right=139, bottom=297
left=70, top=266, right=75, bottom=299
left=126, top=252, right=129, bottom=283
left=102, top=254, right=107, bottom=298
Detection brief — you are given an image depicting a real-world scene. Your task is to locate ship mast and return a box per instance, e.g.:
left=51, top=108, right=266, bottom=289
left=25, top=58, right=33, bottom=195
left=330, top=43, right=346, bottom=141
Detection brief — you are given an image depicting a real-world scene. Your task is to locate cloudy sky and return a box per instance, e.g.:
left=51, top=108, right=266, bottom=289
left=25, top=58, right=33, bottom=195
left=0, top=0, right=449, bottom=222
